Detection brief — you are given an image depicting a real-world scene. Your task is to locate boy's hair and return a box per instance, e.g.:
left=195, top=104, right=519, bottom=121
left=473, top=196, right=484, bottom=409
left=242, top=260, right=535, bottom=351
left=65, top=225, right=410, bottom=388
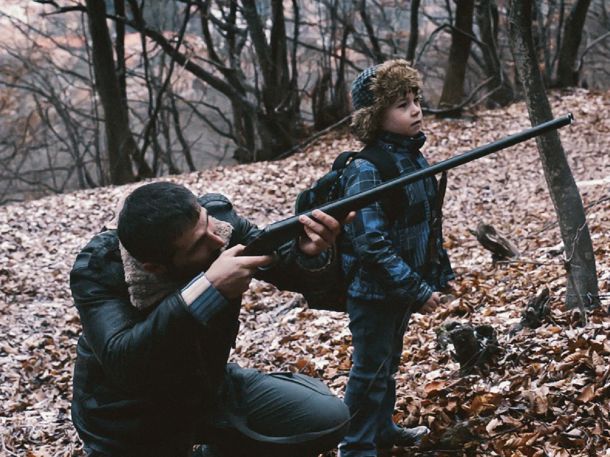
left=351, top=59, right=421, bottom=144
left=117, top=182, right=200, bottom=265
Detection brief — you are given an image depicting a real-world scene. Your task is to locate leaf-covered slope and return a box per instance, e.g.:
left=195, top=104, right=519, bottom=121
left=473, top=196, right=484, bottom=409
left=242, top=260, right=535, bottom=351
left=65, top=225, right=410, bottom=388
left=1, top=89, right=608, bottom=456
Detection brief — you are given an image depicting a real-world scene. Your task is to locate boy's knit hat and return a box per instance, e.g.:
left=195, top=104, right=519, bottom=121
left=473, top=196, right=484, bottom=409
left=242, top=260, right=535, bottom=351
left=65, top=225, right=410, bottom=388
left=351, top=59, right=421, bottom=144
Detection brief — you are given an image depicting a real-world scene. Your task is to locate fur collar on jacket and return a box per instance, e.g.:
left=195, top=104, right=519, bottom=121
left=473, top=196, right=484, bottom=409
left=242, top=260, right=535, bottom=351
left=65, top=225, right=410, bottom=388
left=120, top=218, right=234, bottom=310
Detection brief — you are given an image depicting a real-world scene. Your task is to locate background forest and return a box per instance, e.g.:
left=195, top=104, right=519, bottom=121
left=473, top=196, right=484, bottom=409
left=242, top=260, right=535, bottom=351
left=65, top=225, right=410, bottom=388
left=1, top=90, right=609, bottom=457
left=0, top=0, right=608, bottom=204
left=0, top=1, right=609, bottom=456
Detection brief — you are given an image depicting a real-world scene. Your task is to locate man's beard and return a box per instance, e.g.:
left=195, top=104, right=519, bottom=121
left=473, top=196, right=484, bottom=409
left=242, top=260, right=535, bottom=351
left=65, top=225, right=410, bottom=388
left=167, top=249, right=222, bottom=282
left=167, top=217, right=234, bottom=282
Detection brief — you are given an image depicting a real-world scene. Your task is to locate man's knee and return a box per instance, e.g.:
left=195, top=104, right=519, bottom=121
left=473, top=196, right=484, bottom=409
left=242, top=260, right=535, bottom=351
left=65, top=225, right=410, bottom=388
left=314, top=396, right=350, bottom=452
left=309, top=384, right=350, bottom=432
left=247, top=371, right=348, bottom=433
left=271, top=372, right=350, bottom=453
left=219, top=367, right=350, bottom=454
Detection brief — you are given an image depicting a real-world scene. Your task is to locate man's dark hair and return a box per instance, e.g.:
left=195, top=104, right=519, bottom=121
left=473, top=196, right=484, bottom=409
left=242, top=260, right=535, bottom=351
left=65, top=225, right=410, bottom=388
left=118, top=182, right=200, bottom=264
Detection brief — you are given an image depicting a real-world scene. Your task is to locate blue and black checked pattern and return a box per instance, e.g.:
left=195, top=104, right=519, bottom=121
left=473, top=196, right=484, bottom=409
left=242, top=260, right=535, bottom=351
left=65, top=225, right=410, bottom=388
left=339, top=131, right=454, bottom=305
left=351, top=64, right=379, bottom=110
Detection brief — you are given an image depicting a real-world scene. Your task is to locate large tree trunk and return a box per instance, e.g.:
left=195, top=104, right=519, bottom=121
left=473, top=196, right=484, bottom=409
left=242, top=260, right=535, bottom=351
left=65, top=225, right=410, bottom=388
left=508, top=0, right=600, bottom=309
left=85, top=0, right=136, bottom=185
left=438, top=0, right=475, bottom=112
left=556, top=0, right=592, bottom=87
left=476, top=0, right=514, bottom=107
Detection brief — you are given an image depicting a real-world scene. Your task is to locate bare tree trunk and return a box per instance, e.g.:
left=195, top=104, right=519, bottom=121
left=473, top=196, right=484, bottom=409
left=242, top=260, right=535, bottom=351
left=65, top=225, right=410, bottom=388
left=168, top=90, right=196, bottom=172
left=85, top=0, right=135, bottom=185
left=508, top=0, right=600, bottom=309
left=439, top=0, right=475, bottom=112
left=407, top=0, right=421, bottom=62
left=232, top=101, right=257, bottom=163
left=358, top=0, right=384, bottom=63
left=127, top=0, right=169, bottom=178
left=557, top=0, right=592, bottom=86
left=199, top=0, right=254, bottom=162
left=113, top=0, right=128, bottom=106
left=311, top=2, right=350, bottom=130
left=476, top=0, right=514, bottom=107
left=242, top=0, right=302, bottom=161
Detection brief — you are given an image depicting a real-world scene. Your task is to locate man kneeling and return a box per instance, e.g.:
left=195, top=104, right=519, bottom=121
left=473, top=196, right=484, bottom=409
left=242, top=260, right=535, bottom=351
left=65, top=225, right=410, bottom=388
left=70, top=182, right=351, bottom=456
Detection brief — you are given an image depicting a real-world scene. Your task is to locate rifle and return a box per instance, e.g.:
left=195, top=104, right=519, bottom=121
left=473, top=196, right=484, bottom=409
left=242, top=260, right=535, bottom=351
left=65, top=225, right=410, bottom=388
left=243, top=113, right=574, bottom=256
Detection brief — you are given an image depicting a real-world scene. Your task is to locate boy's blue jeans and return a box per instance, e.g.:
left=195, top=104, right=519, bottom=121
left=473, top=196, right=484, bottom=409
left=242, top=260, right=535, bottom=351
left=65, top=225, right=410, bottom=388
left=339, top=297, right=412, bottom=457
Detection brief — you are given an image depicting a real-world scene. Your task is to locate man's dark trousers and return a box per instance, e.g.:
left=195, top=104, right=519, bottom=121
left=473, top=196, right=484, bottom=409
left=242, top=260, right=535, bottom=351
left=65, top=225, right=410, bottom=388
left=85, top=363, right=349, bottom=457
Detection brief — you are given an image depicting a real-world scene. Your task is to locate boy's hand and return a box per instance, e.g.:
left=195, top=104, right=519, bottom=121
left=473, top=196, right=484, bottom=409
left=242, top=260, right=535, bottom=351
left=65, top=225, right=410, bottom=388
left=206, top=244, right=273, bottom=299
left=297, top=210, right=356, bottom=256
left=418, top=292, right=441, bottom=314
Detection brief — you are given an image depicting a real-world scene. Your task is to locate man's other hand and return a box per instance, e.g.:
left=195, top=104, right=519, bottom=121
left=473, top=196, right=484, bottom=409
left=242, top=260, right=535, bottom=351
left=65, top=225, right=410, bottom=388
left=205, top=245, right=273, bottom=299
left=297, top=210, right=356, bottom=256
left=418, top=292, right=441, bottom=314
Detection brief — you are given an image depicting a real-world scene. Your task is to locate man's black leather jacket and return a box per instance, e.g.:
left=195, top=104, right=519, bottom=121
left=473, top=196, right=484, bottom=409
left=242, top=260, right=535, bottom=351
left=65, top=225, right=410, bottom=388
left=70, top=194, right=329, bottom=456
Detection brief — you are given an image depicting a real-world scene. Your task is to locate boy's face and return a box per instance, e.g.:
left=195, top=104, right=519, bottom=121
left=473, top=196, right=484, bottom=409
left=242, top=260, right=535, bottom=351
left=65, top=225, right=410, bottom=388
left=381, top=91, right=423, bottom=137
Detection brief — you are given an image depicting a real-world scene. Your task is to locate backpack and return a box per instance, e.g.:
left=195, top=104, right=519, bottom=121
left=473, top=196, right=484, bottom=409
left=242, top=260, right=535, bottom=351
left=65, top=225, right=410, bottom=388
left=295, top=145, right=403, bottom=221
left=294, top=146, right=402, bottom=312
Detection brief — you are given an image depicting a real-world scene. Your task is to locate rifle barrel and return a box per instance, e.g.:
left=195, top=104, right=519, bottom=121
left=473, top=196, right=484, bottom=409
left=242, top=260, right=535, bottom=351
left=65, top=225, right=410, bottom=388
left=243, top=113, right=573, bottom=256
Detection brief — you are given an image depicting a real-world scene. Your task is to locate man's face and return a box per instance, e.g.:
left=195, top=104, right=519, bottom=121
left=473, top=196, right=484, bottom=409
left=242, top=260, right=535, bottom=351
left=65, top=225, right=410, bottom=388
left=167, top=207, right=226, bottom=280
left=381, top=91, right=423, bottom=137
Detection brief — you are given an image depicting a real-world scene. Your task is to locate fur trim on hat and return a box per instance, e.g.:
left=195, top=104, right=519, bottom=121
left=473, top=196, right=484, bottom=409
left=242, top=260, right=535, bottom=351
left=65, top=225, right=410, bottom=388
left=351, top=59, right=421, bottom=144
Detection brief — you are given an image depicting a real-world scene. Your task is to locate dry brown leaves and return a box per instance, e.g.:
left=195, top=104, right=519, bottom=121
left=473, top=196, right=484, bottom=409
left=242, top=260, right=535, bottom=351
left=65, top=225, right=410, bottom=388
left=1, top=89, right=609, bottom=456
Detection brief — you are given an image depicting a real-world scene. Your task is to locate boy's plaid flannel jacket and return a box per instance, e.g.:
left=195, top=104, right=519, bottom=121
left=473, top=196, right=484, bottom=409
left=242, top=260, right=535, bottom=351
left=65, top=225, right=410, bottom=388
left=339, top=131, right=454, bottom=308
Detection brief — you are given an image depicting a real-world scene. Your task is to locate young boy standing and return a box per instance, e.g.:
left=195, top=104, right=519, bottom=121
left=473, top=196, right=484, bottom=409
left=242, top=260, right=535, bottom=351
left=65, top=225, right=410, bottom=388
left=338, top=59, right=454, bottom=456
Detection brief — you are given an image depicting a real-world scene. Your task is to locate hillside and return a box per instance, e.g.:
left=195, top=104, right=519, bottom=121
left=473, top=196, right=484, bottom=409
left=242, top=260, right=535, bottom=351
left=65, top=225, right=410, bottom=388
left=0, top=89, right=608, bottom=456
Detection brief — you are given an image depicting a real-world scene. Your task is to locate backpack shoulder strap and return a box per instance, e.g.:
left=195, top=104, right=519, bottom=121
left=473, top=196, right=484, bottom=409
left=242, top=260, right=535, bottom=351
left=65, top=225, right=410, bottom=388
left=355, top=146, right=402, bottom=221
left=356, top=146, right=400, bottom=182
left=332, top=150, right=358, bottom=171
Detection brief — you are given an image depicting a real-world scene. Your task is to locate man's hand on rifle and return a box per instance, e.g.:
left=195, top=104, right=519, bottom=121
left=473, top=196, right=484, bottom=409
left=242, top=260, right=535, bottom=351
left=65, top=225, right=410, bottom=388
left=297, top=209, right=356, bottom=256
left=206, top=245, right=273, bottom=299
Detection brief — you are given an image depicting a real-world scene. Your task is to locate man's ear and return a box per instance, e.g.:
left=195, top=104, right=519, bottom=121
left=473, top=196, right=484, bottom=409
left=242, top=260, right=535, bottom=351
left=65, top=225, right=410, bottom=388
left=141, top=262, right=167, bottom=275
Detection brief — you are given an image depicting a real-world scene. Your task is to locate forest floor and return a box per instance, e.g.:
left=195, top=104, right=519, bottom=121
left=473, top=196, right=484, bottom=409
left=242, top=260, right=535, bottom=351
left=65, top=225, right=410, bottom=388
left=1, top=89, right=609, bottom=456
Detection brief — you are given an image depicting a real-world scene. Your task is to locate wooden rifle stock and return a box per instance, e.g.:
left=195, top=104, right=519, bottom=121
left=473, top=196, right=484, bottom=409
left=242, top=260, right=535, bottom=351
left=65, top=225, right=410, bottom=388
left=243, top=113, right=574, bottom=256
